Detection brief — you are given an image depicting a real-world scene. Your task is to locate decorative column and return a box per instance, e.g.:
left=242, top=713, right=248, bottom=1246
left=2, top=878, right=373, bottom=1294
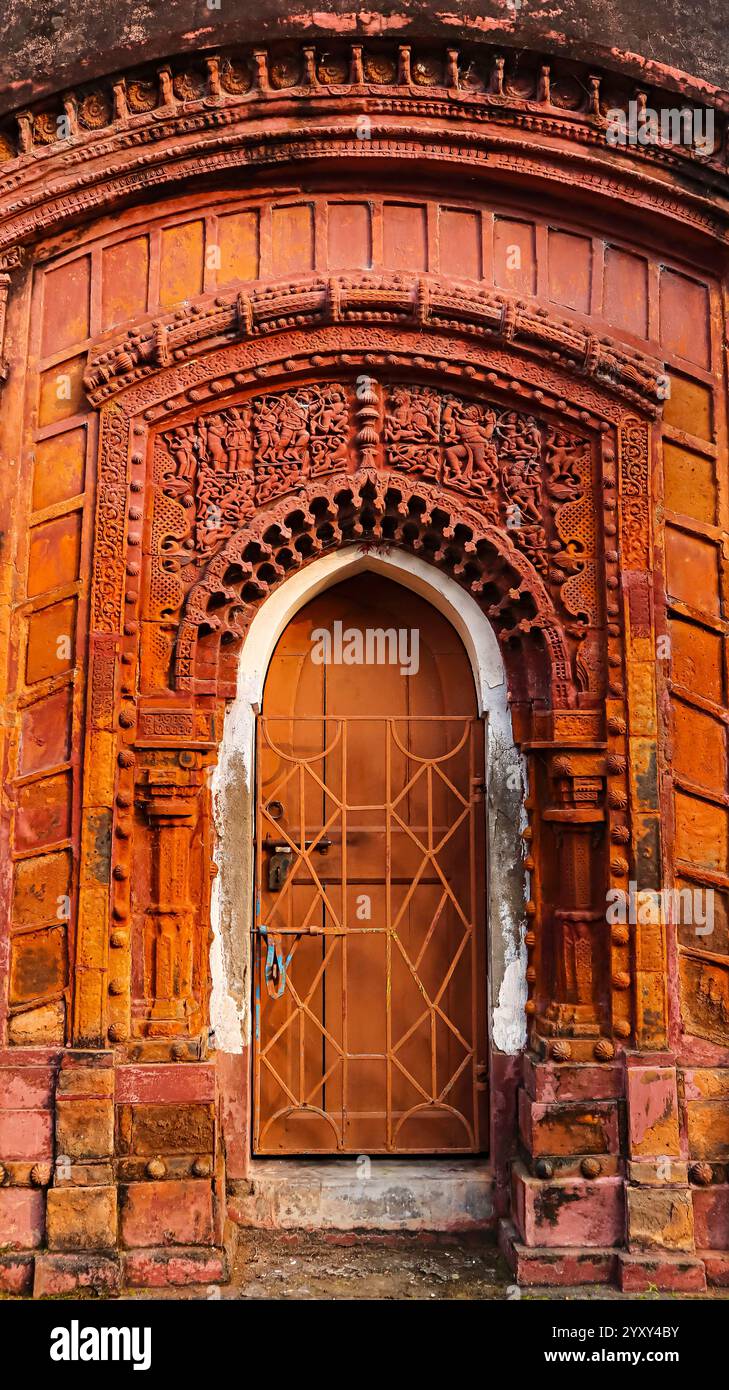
left=137, top=768, right=203, bottom=1036
left=539, top=752, right=606, bottom=1049
left=501, top=738, right=625, bottom=1286
left=0, top=248, right=24, bottom=386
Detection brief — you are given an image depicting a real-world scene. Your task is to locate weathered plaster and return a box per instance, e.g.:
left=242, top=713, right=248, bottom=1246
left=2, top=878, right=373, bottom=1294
left=1, top=0, right=726, bottom=117
left=210, top=545, right=527, bottom=1057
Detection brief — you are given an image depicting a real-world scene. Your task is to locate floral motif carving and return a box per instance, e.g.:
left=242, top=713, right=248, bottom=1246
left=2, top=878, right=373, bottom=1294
left=620, top=414, right=651, bottom=569
left=94, top=404, right=129, bottom=632
left=155, top=381, right=602, bottom=697
left=544, top=427, right=600, bottom=636
left=169, top=462, right=575, bottom=709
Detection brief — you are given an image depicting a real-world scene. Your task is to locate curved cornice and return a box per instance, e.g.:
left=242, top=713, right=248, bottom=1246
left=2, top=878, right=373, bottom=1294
left=4, top=7, right=729, bottom=115
left=0, top=40, right=728, bottom=255
left=83, top=272, right=666, bottom=416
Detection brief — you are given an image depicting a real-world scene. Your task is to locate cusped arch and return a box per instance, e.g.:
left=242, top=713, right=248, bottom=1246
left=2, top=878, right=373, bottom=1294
left=176, top=467, right=574, bottom=708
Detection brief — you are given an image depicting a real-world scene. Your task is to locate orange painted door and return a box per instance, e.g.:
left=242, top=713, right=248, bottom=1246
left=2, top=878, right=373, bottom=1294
left=253, top=573, right=487, bottom=1154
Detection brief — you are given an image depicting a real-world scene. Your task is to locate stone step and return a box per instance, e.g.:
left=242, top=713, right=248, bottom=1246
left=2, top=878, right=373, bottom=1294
left=228, top=1158, right=495, bottom=1232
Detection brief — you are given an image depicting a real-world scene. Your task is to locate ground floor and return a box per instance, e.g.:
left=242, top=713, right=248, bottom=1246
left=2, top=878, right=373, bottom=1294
left=2, top=1048, right=729, bottom=1298
left=6, top=1229, right=729, bottom=1303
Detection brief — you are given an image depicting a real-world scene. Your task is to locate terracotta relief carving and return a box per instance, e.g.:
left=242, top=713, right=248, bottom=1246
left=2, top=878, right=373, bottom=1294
left=136, top=769, right=205, bottom=1037
left=74, top=338, right=652, bottom=1056
left=94, top=404, right=130, bottom=632
left=84, top=275, right=666, bottom=414
left=253, top=385, right=349, bottom=495
left=155, top=381, right=602, bottom=701
left=542, top=757, right=606, bottom=1039
left=619, top=414, right=651, bottom=569
left=0, top=41, right=724, bottom=218
left=172, top=465, right=574, bottom=707
left=163, top=408, right=255, bottom=555
left=0, top=246, right=23, bottom=385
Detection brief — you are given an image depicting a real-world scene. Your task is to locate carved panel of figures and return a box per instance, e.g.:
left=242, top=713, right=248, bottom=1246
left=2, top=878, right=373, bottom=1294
left=154, top=380, right=603, bottom=698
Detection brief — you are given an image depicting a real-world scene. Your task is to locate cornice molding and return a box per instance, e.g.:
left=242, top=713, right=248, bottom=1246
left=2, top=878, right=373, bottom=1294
left=83, top=272, right=666, bottom=416
left=0, top=41, right=728, bottom=254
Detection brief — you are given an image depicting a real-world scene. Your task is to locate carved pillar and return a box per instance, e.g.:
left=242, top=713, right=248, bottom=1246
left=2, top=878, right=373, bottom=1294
left=0, top=247, right=24, bottom=385
left=137, top=768, right=203, bottom=1035
left=618, top=416, right=667, bottom=1048
left=540, top=752, right=606, bottom=1043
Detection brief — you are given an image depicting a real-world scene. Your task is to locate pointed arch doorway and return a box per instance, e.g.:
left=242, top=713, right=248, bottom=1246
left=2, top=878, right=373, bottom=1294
left=253, top=571, right=488, bottom=1155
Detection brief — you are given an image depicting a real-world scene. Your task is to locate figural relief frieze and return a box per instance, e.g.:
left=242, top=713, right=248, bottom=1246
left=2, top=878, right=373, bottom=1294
left=154, top=379, right=602, bottom=695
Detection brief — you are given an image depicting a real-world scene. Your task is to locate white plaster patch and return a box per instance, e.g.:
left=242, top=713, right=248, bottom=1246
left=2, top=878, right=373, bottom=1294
left=208, top=870, right=248, bottom=1054
left=492, top=945, right=529, bottom=1055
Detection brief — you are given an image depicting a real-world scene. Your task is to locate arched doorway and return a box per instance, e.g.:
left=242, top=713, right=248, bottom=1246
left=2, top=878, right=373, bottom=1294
left=253, top=572, right=488, bottom=1154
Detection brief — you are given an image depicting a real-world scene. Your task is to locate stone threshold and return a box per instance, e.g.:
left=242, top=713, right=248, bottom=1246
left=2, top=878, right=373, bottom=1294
left=228, top=1157, right=496, bottom=1233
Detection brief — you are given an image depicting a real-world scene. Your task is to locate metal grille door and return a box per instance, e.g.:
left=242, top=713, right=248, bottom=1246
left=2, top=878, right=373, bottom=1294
left=253, top=714, right=487, bottom=1154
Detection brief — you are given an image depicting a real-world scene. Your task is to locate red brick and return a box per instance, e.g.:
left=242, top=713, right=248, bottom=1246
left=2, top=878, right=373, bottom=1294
left=0, top=1253, right=34, bottom=1295
left=129, top=1102, right=214, bottom=1155
left=0, top=1188, right=45, bottom=1249
left=686, top=1100, right=729, bottom=1162
left=46, top=1185, right=117, bottom=1251
left=0, top=1108, right=53, bottom=1159
left=123, top=1246, right=226, bottom=1287
left=626, top=1065, right=680, bottom=1157
left=618, top=1251, right=706, bottom=1292
left=56, top=1098, right=114, bottom=1159
left=0, top=1066, right=54, bottom=1108
left=60, top=1051, right=113, bottom=1071
left=703, top=1251, right=729, bottom=1287
left=512, top=1163, right=625, bottom=1248
left=499, top=1221, right=616, bottom=1286
left=119, top=1180, right=214, bottom=1249
left=692, top=1184, right=729, bottom=1249
left=523, top=1056, right=623, bottom=1103
left=33, top=1252, right=121, bottom=1297
left=218, top=1050, right=248, bottom=1180
left=56, top=1068, right=114, bottom=1098
left=115, top=1063, right=216, bottom=1104
left=682, top=1068, right=729, bottom=1101
left=627, top=1185, right=694, bottom=1251
left=519, top=1092, right=619, bottom=1156
left=0, top=1049, right=59, bottom=1066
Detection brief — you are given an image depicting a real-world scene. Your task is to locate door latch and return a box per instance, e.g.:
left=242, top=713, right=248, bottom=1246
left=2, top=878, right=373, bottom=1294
left=268, top=846, right=293, bottom=891
left=264, top=835, right=333, bottom=890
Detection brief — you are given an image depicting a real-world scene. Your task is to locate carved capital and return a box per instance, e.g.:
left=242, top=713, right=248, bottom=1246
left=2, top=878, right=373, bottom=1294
left=0, top=246, right=26, bottom=389
left=137, top=768, right=203, bottom=827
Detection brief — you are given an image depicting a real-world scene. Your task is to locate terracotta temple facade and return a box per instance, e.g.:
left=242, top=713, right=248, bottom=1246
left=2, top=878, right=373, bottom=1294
left=0, top=1, right=729, bottom=1295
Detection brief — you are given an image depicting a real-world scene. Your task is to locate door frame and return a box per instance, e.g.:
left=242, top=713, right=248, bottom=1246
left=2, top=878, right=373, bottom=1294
left=209, top=546, right=528, bottom=1161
